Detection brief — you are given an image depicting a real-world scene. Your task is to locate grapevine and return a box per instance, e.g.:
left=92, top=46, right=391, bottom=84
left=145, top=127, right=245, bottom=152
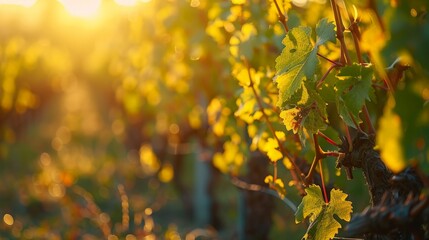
left=1, top=0, right=428, bottom=239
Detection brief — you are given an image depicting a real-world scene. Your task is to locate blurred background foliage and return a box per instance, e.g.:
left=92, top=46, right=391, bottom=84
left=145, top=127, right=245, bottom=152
left=0, top=0, right=428, bottom=239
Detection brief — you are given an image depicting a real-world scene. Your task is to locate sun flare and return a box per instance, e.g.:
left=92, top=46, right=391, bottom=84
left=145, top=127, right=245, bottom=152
left=58, top=0, right=101, bottom=18
left=0, top=0, right=36, bottom=7
left=114, top=0, right=137, bottom=6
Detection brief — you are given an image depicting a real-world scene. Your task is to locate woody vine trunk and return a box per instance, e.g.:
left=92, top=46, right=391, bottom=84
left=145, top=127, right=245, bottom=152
left=337, top=132, right=426, bottom=239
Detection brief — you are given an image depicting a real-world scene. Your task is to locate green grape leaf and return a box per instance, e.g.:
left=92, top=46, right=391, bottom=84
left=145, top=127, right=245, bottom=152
left=315, top=18, right=336, bottom=46
left=274, top=26, right=314, bottom=106
left=296, top=185, right=352, bottom=240
left=275, top=18, right=336, bottom=107
left=303, top=105, right=326, bottom=134
left=280, top=83, right=310, bottom=109
left=303, top=88, right=328, bottom=133
left=335, top=64, right=374, bottom=127
left=280, top=86, right=327, bottom=135
left=319, top=74, right=338, bottom=103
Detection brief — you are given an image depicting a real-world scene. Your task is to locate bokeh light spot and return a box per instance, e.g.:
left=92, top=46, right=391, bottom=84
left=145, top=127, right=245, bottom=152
left=169, top=123, right=180, bottom=135
left=40, top=152, right=52, bottom=167
left=410, top=8, right=418, bottom=17
left=144, top=207, right=153, bottom=216
left=3, top=214, right=14, bottom=226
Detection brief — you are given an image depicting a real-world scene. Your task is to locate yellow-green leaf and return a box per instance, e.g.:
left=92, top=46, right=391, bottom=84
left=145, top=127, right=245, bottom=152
left=295, top=185, right=353, bottom=240
left=376, top=96, right=406, bottom=173
left=263, top=138, right=283, bottom=162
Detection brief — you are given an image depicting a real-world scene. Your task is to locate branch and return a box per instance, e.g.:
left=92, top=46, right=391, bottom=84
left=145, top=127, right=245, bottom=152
left=319, top=160, right=329, bottom=204
left=330, top=0, right=351, bottom=65
left=230, top=176, right=297, bottom=212
left=271, top=0, right=289, bottom=33
left=348, top=111, right=362, bottom=132
left=304, top=134, right=327, bottom=185
left=348, top=20, right=364, bottom=64
left=317, top=132, right=339, bottom=146
left=305, top=133, right=341, bottom=185
left=317, top=53, right=342, bottom=67
left=362, top=104, right=375, bottom=134
left=316, top=64, right=336, bottom=89
left=344, top=121, right=353, bottom=152
left=244, top=60, right=305, bottom=195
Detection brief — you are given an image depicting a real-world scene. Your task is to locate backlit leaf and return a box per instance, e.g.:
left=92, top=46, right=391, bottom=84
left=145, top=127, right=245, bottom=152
left=280, top=88, right=327, bottom=135
left=263, top=138, right=283, bottom=162
left=296, top=185, right=353, bottom=240
left=213, top=140, right=245, bottom=174
left=377, top=96, right=406, bottom=173
left=275, top=18, right=335, bottom=107
left=275, top=26, right=314, bottom=106
left=280, top=108, right=301, bottom=134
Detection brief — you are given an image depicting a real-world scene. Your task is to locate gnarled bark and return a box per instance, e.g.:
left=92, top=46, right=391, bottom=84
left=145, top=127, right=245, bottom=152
left=337, top=132, right=425, bottom=240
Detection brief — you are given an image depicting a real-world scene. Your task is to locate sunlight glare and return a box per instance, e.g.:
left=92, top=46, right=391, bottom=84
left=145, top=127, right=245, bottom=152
left=0, top=0, right=36, bottom=7
left=114, top=0, right=151, bottom=6
left=115, top=0, right=137, bottom=6
left=58, top=0, right=101, bottom=18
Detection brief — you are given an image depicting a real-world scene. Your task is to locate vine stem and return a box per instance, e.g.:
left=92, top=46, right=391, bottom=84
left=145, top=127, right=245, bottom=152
left=317, top=53, right=341, bottom=66
left=230, top=176, right=297, bottom=212
left=349, top=20, right=364, bottom=64
left=319, top=160, right=329, bottom=204
left=348, top=111, right=362, bottom=132
left=305, top=134, right=330, bottom=185
left=244, top=59, right=305, bottom=194
left=372, top=83, right=388, bottom=90
left=344, top=122, right=353, bottom=152
left=317, top=132, right=339, bottom=146
left=345, top=8, right=376, bottom=135
left=271, top=0, right=288, bottom=33
left=304, top=134, right=340, bottom=185
left=330, top=0, right=351, bottom=65
left=362, top=104, right=375, bottom=134
left=316, top=64, right=336, bottom=89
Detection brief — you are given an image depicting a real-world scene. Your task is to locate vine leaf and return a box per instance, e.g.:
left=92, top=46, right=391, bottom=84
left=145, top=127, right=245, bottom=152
left=280, top=108, right=301, bottom=134
left=263, top=138, right=283, bottom=162
left=295, top=185, right=352, bottom=240
left=304, top=88, right=328, bottom=133
left=274, top=18, right=335, bottom=107
left=376, top=96, right=406, bottom=173
left=280, top=85, right=328, bottom=139
left=315, top=18, right=336, bottom=46
left=274, top=26, right=313, bottom=107
left=335, top=64, right=374, bottom=127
